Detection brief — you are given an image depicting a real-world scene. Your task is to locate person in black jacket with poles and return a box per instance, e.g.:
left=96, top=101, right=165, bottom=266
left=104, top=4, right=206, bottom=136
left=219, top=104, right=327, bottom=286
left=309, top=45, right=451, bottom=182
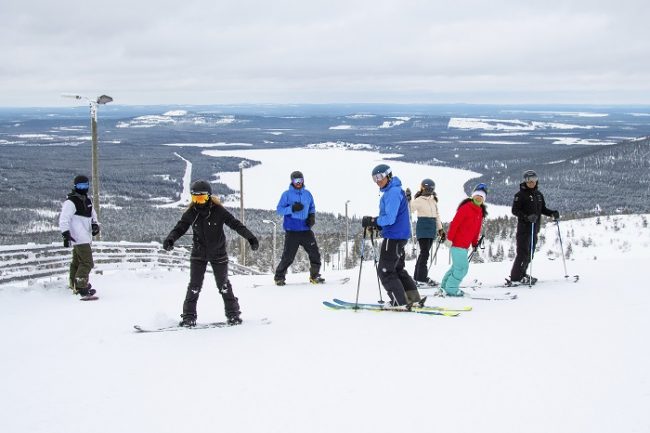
left=509, top=170, right=559, bottom=284
left=163, top=180, right=260, bottom=327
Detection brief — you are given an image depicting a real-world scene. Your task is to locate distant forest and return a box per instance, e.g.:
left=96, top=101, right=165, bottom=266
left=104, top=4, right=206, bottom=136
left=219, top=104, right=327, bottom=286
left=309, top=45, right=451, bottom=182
left=1, top=106, right=649, bottom=251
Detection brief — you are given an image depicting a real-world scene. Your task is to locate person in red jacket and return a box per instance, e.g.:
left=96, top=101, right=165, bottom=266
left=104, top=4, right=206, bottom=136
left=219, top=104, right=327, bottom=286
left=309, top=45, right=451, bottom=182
left=440, top=183, right=488, bottom=296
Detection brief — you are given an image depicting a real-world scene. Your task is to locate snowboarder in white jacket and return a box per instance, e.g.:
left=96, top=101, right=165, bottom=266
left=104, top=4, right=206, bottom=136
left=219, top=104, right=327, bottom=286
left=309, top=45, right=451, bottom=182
left=58, top=175, right=99, bottom=297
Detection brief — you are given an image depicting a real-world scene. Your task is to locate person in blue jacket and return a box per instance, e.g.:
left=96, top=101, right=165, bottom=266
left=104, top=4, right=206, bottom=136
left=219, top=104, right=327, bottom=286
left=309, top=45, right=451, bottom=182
left=273, top=170, right=324, bottom=285
left=362, top=164, right=422, bottom=306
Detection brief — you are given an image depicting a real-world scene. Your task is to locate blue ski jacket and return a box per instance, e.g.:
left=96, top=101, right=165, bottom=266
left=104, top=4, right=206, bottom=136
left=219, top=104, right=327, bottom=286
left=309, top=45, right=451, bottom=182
left=276, top=184, right=316, bottom=231
left=376, top=176, right=411, bottom=240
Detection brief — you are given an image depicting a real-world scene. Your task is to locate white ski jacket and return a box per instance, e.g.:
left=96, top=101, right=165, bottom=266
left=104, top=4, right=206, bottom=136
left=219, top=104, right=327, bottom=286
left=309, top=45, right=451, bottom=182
left=59, top=194, right=98, bottom=245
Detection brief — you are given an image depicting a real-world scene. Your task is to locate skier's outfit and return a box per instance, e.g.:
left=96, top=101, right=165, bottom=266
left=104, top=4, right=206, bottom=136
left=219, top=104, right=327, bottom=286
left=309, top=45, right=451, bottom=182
left=164, top=181, right=259, bottom=326
left=440, top=186, right=487, bottom=296
left=362, top=164, right=421, bottom=306
left=409, top=179, right=444, bottom=284
left=58, top=175, right=99, bottom=296
left=273, top=171, right=323, bottom=285
left=509, top=172, right=559, bottom=282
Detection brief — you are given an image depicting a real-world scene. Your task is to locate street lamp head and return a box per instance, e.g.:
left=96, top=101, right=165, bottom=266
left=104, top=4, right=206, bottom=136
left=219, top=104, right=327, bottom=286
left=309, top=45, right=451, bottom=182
left=96, top=95, right=113, bottom=105
left=61, top=94, right=84, bottom=101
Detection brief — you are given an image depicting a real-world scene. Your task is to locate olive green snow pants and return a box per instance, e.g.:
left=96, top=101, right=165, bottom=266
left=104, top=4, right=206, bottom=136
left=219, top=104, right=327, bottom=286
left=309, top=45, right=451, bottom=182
left=69, top=243, right=94, bottom=291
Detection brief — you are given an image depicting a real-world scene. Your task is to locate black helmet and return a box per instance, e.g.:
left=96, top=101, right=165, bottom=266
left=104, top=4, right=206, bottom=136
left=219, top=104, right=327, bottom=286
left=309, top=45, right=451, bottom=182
left=190, top=179, right=212, bottom=195
left=290, top=170, right=304, bottom=180
left=421, top=178, right=435, bottom=193
left=523, top=170, right=538, bottom=182
left=73, top=174, right=90, bottom=194
left=371, top=164, right=392, bottom=182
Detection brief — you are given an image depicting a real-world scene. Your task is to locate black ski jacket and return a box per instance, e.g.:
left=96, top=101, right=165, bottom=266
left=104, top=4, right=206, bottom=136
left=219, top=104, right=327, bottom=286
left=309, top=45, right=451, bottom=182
left=166, top=200, right=254, bottom=259
left=512, top=182, right=555, bottom=228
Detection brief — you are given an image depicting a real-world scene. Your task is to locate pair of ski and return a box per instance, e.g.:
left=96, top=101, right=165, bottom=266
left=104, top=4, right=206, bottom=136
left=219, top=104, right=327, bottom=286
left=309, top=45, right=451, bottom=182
left=252, top=276, right=350, bottom=288
left=416, top=286, right=517, bottom=301
left=133, top=317, right=271, bottom=333
left=323, top=298, right=472, bottom=317
left=504, top=274, right=580, bottom=288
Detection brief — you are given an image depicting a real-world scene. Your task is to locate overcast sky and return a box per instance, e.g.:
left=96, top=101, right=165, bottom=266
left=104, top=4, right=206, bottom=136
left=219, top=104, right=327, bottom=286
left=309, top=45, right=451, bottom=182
left=2, top=0, right=650, bottom=106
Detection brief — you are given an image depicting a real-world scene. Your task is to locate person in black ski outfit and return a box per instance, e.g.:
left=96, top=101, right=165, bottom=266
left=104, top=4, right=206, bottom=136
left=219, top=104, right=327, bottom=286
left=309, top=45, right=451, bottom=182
left=509, top=170, right=560, bottom=283
left=163, top=180, right=259, bottom=327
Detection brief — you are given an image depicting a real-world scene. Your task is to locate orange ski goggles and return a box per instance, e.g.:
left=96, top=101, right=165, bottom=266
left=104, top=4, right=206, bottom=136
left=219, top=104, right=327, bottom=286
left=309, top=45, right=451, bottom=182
left=191, top=193, right=210, bottom=204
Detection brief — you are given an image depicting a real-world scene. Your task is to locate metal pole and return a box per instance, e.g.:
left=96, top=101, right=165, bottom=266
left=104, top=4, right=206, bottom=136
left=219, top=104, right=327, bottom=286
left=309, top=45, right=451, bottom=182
left=272, top=222, right=276, bottom=272
left=555, top=220, right=569, bottom=278
left=529, top=222, right=535, bottom=287
left=89, top=101, right=101, bottom=240
left=239, top=166, right=245, bottom=266
left=345, top=200, right=350, bottom=268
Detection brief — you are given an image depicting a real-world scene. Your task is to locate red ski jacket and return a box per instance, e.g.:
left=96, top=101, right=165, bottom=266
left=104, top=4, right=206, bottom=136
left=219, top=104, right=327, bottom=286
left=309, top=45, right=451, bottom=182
left=447, top=200, right=484, bottom=249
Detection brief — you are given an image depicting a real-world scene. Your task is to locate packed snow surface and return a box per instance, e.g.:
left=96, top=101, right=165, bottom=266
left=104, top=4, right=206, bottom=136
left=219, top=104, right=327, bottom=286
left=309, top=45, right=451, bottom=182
left=1, top=215, right=650, bottom=433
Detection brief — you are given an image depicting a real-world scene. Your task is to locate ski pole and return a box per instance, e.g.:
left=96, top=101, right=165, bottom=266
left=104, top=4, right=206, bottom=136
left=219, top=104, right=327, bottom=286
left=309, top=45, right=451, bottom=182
left=427, top=238, right=442, bottom=274
left=406, top=196, right=417, bottom=254
left=529, top=222, right=535, bottom=288
left=354, top=227, right=368, bottom=308
left=468, top=235, right=484, bottom=262
left=369, top=228, right=385, bottom=304
left=555, top=219, right=569, bottom=278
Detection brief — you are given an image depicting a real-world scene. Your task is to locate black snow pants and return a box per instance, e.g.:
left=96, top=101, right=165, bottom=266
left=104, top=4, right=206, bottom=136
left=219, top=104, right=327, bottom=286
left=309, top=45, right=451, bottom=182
left=274, top=230, right=322, bottom=280
left=413, top=238, right=435, bottom=282
left=183, top=255, right=240, bottom=319
left=510, top=222, right=539, bottom=281
left=377, top=238, right=418, bottom=306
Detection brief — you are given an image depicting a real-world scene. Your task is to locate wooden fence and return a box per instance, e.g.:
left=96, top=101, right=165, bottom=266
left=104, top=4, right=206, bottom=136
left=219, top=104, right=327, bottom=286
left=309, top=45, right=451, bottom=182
left=0, top=241, right=264, bottom=285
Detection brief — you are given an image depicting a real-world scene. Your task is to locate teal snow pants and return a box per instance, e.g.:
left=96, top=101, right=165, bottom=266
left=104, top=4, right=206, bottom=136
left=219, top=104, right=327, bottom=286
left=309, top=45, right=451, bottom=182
left=440, top=246, right=469, bottom=296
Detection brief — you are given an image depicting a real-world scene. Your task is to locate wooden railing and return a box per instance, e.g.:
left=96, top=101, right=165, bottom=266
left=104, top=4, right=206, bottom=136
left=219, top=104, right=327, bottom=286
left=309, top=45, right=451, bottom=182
left=0, top=241, right=264, bottom=285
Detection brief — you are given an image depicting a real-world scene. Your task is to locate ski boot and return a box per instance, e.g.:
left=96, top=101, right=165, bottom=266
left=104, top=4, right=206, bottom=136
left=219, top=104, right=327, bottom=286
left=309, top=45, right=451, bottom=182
left=309, top=274, right=325, bottom=284
left=179, top=314, right=197, bottom=327
left=77, top=284, right=96, bottom=297
left=227, top=315, right=243, bottom=326
left=520, top=275, right=538, bottom=285
left=416, top=278, right=439, bottom=288
left=274, top=278, right=286, bottom=286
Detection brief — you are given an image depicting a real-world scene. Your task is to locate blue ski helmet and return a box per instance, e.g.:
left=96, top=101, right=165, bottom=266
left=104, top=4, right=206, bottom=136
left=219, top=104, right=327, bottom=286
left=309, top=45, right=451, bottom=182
left=371, top=164, right=392, bottom=182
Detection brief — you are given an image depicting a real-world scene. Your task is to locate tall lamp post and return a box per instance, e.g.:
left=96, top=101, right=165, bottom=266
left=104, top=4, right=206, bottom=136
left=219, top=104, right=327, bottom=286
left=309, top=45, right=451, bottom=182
left=262, top=219, right=277, bottom=272
left=62, top=93, right=113, bottom=240
left=345, top=200, right=350, bottom=268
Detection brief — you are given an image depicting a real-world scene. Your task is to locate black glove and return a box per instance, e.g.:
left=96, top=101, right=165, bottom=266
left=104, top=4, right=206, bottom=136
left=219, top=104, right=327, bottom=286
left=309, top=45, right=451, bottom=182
left=306, top=213, right=315, bottom=228
left=405, top=188, right=412, bottom=201
left=163, top=237, right=175, bottom=251
left=248, top=236, right=259, bottom=251
left=526, top=214, right=538, bottom=223
left=62, top=231, right=74, bottom=248
left=551, top=210, right=560, bottom=220
left=361, top=216, right=378, bottom=229
left=291, top=202, right=304, bottom=212
left=91, top=223, right=100, bottom=236
left=437, top=229, right=446, bottom=242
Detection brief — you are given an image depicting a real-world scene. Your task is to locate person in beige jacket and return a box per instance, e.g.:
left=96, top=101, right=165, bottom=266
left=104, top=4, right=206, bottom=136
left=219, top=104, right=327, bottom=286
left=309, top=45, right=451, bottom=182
left=408, top=178, right=445, bottom=286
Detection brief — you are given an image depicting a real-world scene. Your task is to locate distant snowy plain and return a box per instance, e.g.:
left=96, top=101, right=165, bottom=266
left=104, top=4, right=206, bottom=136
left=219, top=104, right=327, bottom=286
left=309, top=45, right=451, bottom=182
left=159, top=144, right=511, bottom=219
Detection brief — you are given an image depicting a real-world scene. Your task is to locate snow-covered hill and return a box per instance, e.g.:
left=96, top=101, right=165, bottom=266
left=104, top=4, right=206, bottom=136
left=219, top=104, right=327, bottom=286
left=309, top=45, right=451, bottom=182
left=1, top=215, right=649, bottom=433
